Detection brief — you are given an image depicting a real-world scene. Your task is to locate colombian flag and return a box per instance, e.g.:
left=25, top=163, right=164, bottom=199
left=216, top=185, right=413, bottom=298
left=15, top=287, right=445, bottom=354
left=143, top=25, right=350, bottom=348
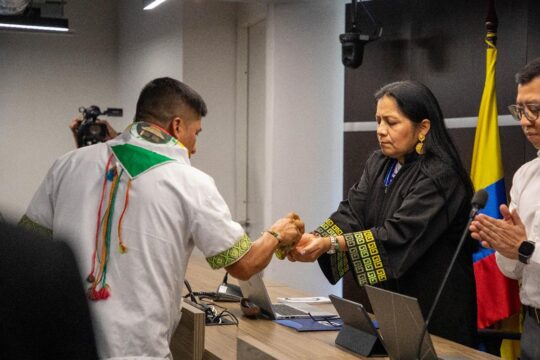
left=471, top=23, right=521, bottom=357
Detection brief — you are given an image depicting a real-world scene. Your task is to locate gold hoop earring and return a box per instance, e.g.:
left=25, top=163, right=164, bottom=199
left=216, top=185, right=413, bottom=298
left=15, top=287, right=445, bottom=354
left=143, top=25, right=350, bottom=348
left=415, top=134, right=425, bottom=155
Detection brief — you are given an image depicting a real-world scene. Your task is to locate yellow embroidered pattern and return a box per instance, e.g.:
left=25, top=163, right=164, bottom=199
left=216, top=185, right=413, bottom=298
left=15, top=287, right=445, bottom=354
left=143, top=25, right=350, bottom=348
left=18, top=215, right=53, bottom=239
left=316, top=218, right=349, bottom=279
left=345, top=230, right=387, bottom=285
left=206, top=234, right=252, bottom=269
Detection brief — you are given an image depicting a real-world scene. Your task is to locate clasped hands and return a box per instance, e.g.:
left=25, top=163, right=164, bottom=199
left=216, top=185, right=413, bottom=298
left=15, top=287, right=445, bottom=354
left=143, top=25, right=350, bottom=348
left=267, top=213, right=304, bottom=259
left=469, top=204, right=527, bottom=260
left=287, top=233, right=333, bottom=262
left=267, top=213, right=332, bottom=262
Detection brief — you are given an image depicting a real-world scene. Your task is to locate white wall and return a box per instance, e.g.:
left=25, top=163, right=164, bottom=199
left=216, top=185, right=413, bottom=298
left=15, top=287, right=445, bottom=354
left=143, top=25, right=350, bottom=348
left=264, top=0, right=346, bottom=296
left=0, top=0, right=118, bottom=222
left=182, top=0, right=239, bottom=214
left=117, top=0, right=184, bottom=124
left=237, top=2, right=267, bottom=25
left=116, top=0, right=239, bottom=218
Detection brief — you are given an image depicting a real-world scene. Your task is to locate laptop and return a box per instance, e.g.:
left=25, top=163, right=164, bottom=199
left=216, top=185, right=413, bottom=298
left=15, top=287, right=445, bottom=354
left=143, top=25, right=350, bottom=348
left=238, top=272, right=335, bottom=320
left=329, top=294, right=387, bottom=357
left=365, top=285, right=471, bottom=360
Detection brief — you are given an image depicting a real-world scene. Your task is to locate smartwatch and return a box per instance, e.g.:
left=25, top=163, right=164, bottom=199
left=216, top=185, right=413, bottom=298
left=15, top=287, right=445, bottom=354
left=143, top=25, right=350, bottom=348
left=518, top=240, right=536, bottom=264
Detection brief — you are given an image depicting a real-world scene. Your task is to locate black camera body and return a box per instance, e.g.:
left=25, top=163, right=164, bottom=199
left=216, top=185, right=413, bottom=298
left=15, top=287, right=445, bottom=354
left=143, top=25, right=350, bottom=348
left=77, top=106, right=123, bottom=147
left=340, top=32, right=371, bottom=69
left=340, top=1, right=382, bottom=69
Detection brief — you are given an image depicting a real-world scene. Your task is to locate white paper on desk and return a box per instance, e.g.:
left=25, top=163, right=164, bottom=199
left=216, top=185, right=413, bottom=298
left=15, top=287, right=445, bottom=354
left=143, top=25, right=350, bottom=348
left=276, top=296, right=331, bottom=304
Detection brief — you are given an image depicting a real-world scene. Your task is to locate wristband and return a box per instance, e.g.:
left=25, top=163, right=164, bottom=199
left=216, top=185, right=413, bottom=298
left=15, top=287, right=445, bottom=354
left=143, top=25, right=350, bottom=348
left=262, top=230, right=282, bottom=243
left=263, top=230, right=292, bottom=260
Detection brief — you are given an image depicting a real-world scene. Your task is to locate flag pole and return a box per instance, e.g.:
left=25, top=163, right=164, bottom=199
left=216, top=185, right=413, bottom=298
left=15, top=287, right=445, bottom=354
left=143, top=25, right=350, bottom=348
left=486, top=0, right=498, bottom=46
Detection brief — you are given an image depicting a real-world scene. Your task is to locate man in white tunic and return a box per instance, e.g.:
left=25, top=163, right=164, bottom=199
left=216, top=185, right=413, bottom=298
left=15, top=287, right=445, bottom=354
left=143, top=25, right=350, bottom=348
left=20, top=77, right=304, bottom=359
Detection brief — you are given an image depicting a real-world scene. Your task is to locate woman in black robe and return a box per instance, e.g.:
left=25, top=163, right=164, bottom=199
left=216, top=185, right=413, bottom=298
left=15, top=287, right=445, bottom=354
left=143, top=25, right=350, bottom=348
left=289, top=80, right=477, bottom=347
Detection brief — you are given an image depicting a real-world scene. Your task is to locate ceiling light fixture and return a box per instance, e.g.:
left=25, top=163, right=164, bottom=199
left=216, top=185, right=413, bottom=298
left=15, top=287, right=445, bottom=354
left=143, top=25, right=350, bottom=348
left=0, top=21, right=68, bottom=32
left=143, top=0, right=168, bottom=11
left=0, top=8, right=69, bottom=33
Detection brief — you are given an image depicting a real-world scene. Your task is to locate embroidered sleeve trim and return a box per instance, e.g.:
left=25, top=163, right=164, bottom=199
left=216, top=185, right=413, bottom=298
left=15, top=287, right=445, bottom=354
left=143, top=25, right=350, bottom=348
left=206, top=234, right=252, bottom=269
left=344, top=230, right=388, bottom=285
left=18, top=214, right=53, bottom=239
left=315, top=218, right=349, bottom=279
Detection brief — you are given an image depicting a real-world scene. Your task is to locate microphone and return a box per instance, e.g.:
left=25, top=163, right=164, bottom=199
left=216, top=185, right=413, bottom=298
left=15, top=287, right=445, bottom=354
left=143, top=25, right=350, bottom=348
left=469, top=189, right=489, bottom=218
left=415, top=189, right=488, bottom=359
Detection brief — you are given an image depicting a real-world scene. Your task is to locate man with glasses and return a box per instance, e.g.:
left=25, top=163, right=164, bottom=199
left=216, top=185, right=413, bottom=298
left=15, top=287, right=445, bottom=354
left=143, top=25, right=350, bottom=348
left=470, top=58, right=540, bottom=359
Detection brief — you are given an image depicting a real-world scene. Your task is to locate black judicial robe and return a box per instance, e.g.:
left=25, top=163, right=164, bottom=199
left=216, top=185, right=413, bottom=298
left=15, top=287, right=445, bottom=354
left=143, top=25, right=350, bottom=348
left=317, top=151, right=477, bottom=347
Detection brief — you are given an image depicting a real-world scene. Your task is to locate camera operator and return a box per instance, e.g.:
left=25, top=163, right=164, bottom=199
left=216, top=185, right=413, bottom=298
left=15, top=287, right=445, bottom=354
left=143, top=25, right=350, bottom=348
left=69, top=117, right=119, bottom=148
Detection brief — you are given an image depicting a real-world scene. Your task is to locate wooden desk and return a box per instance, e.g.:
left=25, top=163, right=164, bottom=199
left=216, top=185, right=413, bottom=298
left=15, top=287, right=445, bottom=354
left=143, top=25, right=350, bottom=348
left=181, top=256, right=498, bottom=360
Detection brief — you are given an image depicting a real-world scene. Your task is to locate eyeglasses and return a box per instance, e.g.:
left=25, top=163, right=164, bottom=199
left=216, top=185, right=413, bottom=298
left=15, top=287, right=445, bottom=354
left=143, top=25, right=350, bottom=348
left=508, top=103, right=540, bottom=123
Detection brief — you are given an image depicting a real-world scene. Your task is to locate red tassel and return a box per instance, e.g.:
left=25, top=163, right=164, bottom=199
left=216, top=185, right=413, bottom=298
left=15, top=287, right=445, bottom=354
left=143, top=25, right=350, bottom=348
left=99, top=286, right=111, bottom=300
left=86, top=274, right=95, bottom=283
left=87, top=284, right=111, bottom=301
left=87, top=287, right=99, bottom=301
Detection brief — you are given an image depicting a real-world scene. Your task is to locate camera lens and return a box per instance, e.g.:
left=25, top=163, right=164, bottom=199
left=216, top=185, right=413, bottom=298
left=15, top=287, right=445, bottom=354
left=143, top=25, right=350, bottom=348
left=88, top=124, right=103, bottom=136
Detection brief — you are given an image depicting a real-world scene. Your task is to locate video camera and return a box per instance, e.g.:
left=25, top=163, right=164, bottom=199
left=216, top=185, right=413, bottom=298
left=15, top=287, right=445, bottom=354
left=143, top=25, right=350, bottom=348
left=77, top=105, right=123, bottom=147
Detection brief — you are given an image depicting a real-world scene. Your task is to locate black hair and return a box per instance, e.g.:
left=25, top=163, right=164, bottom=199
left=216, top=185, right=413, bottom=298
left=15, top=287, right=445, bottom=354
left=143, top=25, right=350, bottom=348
left=515, top=57, right=540, bottom=85
left=134, top=77, right=207, bottom=125
left=374, top=80, right=473, bottom=198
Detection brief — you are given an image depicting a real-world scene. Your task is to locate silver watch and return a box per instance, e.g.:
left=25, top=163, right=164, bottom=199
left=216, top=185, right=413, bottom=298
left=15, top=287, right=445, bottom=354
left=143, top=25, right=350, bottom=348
left=326, top=236, right=337, bottom=255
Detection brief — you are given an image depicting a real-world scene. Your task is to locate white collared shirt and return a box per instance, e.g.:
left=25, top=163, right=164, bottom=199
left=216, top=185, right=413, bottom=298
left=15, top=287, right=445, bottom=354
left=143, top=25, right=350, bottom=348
left=23, top=123, right=249, bottom=359
left=496, top=150, right=540, bottom=308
